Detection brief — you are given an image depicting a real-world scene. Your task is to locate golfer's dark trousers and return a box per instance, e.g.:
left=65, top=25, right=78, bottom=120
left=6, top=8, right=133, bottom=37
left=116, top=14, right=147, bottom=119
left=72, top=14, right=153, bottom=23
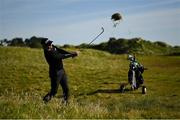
left=49, top=68, right=69, bottom=101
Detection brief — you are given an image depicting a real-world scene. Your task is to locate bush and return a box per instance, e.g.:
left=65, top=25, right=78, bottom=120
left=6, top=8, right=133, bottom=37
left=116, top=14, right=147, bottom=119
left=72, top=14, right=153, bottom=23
left=63, top=44, right=75, bottom=48
left=25, top=36, right=47, bottom=48
left=9, top=38, right=25, bottom=47
left=154, top=41, right=169, bottom=47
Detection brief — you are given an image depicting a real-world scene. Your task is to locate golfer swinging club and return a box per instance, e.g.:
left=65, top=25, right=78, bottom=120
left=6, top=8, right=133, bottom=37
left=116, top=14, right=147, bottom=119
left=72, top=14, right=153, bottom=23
left=41, top=39, right=78, bottom=103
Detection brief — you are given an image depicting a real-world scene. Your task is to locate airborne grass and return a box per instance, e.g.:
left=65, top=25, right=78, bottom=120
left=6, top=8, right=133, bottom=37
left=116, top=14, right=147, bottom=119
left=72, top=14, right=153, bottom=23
left=0, top=46, right=180, bottom=119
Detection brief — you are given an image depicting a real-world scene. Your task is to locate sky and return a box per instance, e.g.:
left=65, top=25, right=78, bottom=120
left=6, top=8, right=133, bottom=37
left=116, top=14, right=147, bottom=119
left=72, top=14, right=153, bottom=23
left=0, top=0, right=180, bottom=46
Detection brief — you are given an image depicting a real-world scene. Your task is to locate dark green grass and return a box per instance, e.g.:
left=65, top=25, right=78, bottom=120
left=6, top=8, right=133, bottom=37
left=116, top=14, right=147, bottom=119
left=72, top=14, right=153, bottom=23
left=0, top=46, right=180, bottom=119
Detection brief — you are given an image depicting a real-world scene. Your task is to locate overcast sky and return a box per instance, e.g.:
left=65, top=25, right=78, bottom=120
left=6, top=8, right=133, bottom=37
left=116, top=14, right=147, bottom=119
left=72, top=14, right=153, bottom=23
left=0, top=0, right=180, bottom=45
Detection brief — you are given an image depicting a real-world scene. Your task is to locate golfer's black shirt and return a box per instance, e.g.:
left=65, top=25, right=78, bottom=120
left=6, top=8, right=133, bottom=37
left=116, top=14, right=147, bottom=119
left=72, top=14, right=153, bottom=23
left=44, top=47, right=72, bottom=70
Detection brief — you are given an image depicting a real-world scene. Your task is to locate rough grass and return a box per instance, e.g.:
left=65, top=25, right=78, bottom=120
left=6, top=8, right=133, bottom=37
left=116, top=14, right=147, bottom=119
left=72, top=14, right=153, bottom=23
left=0, top=46, right=180, bottom=119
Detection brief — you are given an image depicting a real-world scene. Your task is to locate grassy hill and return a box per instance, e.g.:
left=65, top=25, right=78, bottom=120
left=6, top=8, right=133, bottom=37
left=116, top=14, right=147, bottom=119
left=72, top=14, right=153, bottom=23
left=0, top=46, right=180, bottom=119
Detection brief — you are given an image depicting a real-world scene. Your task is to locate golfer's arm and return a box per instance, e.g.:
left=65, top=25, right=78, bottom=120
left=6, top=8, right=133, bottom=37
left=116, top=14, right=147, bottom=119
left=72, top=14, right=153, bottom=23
left=53, top=45, right=71, bottom=54
left=52, top=52, right=73, bottom=59
left=62, top=54, right=74, bottom=59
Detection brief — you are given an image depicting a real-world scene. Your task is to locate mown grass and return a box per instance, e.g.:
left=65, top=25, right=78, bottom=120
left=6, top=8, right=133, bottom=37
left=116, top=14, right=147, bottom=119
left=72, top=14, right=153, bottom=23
left=0, top=46, right=180, bottom=119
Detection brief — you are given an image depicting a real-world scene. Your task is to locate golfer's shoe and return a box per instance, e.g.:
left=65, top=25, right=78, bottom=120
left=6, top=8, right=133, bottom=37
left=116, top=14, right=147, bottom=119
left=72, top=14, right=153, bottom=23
left=43, top=93, right=51, bottom=103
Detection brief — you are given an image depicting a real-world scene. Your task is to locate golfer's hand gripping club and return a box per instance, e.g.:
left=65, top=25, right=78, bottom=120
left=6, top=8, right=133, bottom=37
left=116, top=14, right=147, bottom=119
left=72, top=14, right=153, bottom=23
left=71, top=51, right=79, bottom=58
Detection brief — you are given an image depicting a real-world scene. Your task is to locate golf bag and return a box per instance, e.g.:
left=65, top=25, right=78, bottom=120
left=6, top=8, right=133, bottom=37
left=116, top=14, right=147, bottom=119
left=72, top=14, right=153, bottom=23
left=128, top=63, right=144, bottom=90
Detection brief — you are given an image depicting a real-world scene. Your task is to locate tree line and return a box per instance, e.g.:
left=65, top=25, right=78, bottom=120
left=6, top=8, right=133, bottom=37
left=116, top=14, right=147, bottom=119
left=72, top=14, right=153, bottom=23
left=77, top=37, right=180, bottom=55
left=0, top=36, right=47, bottom=48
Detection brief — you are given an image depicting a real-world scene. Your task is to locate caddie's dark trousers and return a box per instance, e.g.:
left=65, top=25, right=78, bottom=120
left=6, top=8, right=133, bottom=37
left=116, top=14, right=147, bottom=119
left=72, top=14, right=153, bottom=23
left=43, top=68, right=69, bottom=102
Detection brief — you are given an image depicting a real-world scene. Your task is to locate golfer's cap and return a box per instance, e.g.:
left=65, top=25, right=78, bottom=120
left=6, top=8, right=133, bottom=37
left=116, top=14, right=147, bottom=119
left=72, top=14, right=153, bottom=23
left=41, top=39, right=53, bottom=46
left=45, top=40, right=53, bottom=45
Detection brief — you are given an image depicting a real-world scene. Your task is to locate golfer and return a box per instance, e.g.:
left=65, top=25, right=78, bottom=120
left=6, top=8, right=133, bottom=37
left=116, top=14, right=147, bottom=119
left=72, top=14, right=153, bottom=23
left=41, top=39, right=78, bottom=103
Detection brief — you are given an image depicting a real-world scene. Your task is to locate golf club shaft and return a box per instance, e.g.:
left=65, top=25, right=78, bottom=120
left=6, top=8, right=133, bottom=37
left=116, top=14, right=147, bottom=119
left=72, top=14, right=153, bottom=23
left=88, top=27, right=104, bottom=46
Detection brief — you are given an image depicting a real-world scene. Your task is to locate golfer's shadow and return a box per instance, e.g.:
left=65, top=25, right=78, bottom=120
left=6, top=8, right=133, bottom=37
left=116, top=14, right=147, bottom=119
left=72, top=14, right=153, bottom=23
left=87, top=89, right=120, bottom=95
left=86, top=82, right=130, bottom=95
left=86, top=88, right=131, bottom=95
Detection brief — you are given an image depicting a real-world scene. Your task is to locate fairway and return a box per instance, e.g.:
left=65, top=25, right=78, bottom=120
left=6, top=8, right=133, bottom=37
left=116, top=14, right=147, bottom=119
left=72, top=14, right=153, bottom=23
left=0, top=46, right=180, bottom=119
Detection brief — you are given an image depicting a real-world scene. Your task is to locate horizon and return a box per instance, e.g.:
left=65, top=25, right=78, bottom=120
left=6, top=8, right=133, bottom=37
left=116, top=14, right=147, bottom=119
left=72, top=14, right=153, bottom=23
left=0, top=0, right=180, bottom=46
left=1, top=36, right=179, bottom=47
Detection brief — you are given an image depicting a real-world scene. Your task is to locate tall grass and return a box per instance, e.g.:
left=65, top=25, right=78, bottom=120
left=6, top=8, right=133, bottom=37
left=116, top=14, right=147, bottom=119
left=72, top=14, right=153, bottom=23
left=0, top=46, right=180, bottom=118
